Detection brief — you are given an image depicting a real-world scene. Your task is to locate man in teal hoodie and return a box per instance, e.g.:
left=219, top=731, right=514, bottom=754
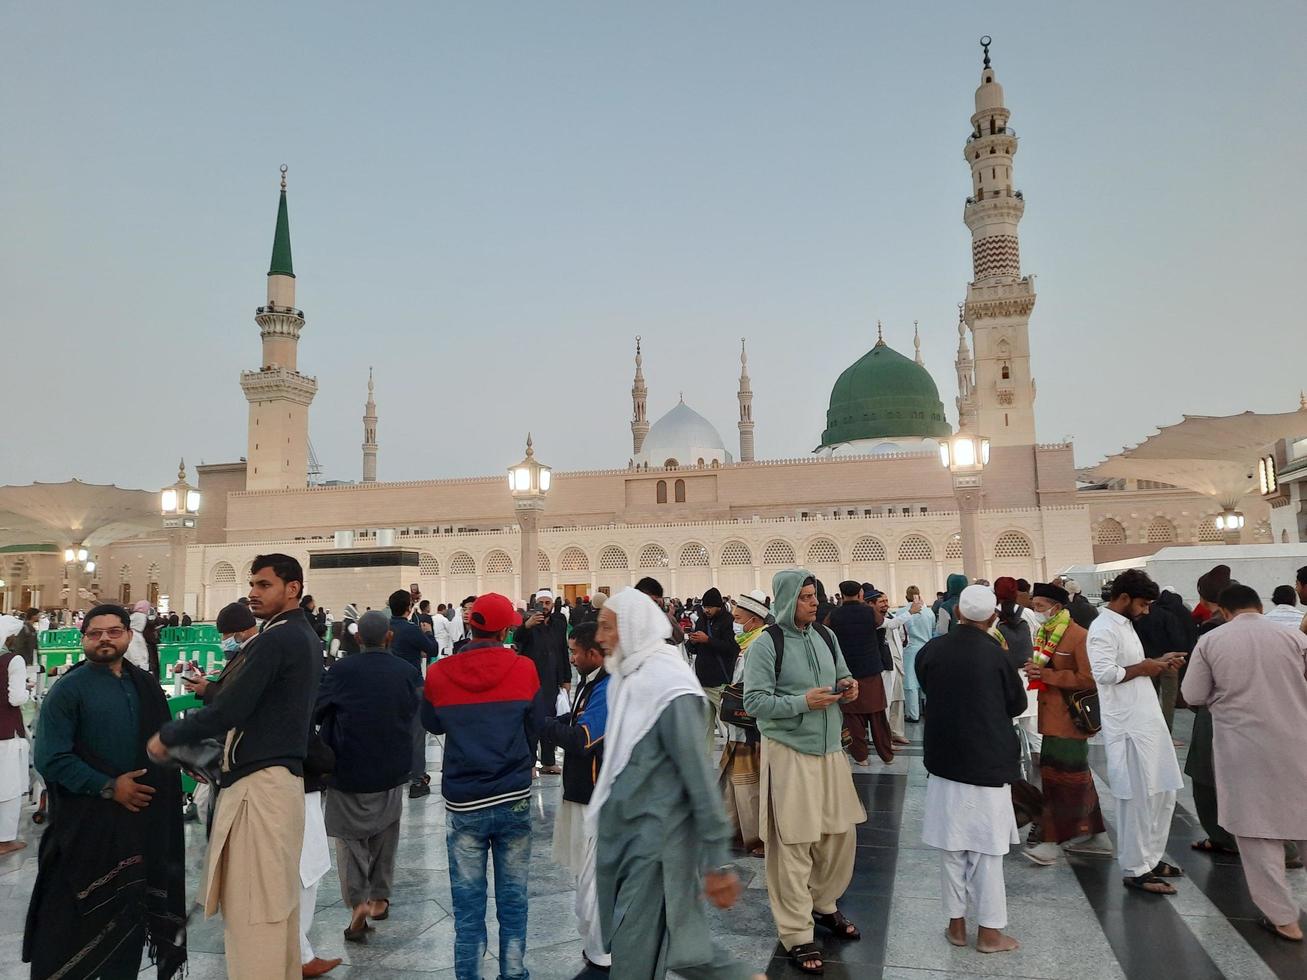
left=744, top=569, right=868, bottom=974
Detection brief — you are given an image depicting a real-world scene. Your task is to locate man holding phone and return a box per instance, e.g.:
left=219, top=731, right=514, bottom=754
left=515, top=589, right=570, bottom=774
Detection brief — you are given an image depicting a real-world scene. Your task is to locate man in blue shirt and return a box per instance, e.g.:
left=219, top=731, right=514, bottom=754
left=388, top=589, right=437, bottom=798
left=25, top=604, right=187, bottom=980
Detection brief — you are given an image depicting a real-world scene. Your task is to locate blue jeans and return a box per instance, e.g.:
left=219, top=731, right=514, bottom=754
left=447, top=798, right=532, bottom=980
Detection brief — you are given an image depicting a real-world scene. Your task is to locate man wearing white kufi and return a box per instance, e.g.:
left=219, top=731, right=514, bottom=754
left=588, top=588, right=758, bottom=979
left=915, top=585, right=1027, bottom=953
left=0, top=615, right=31, bottom=853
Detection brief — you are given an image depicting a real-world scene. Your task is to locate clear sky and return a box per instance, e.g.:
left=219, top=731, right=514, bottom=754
left=3, top=1, right=1303, bottom=490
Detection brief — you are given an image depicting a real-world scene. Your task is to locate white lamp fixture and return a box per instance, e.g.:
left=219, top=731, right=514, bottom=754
left=940, top=429, right=991, bottom=474
left=1214, top=511, right=1245, bottom=531
left=507, top=434, right=552, bottom=501
left=1258, top=455, right=1278, bottom=496
left=161, top=461, right=201, bottom=528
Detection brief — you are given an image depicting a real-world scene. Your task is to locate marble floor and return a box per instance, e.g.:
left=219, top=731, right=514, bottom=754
left=3, top=712, right=1306, bottom=979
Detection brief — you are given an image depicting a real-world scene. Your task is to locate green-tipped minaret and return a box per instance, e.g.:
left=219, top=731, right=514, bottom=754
left=268, top=164, right=294, bottom=278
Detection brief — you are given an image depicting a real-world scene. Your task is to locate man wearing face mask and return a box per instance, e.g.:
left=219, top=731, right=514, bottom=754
left=185, top=602, right=261, bottom=705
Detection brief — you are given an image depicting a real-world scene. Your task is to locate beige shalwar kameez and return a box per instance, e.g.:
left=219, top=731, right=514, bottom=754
left=760, top=737, right=867, bottom=948
left=1181, top=612, right=1307, bottom=926
left=202, top=765, right=305, bottom=980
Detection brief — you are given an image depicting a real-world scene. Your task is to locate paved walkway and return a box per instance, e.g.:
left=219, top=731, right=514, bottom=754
left=2, top=712, right=1306, bottom=978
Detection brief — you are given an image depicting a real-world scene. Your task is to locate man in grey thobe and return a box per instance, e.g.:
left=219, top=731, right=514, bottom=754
left=590, top=588, right=759, bottom=980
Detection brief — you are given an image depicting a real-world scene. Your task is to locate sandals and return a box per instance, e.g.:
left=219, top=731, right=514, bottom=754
left=369, top=899, right=390, bottom=920
left=814, top=909, right=861, bottom=940
left=1151, top=861, right=1185, bottom=878
left=1123, top=872, right=1176, bottom=895
left=786, top=942, right=824, bottom=974
left=1191, top=838, right=1238, bottom=856
left=1257, top=916, right=1304, bottom=942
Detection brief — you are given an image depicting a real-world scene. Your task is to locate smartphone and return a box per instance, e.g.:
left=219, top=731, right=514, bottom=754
left=528, top=604, right=544, bottom=617
left=829, top=681, right=847, bottom=695
left=182, top=661, right=203, bottom=681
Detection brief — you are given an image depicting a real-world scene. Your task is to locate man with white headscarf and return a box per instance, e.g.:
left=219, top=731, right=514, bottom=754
left=589, top=589, right=758, bottom=980
left=915, top=584, right=1027, bottom=953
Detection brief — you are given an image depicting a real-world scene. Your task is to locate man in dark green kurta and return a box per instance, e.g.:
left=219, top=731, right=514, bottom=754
left=590, top=588, right=759, bottom=980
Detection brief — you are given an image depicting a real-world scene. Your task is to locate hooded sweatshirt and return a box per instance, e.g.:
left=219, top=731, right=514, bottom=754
left=936, top=573, right=969, bottom=635
left=421, top=640, right=540, bottom=811
left=743, top=568, right=853, bottom=756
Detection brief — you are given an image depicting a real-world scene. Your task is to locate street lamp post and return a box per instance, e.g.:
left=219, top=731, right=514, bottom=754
left=508, top=434, right=552, bottom=601
left=940, top=427, right=991, bottom=582
left=161, top=459, right=201, bottom=616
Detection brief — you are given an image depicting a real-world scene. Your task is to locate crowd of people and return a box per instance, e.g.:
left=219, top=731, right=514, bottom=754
left=8, top=555, right=1307, bottom=978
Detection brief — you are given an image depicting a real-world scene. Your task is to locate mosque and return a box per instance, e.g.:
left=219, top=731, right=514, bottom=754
left=0, top=41, right=1273, bottom=618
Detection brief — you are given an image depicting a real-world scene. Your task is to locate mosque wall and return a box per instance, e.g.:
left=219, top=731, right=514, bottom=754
left=1082, top=488, right=1271, bottom=563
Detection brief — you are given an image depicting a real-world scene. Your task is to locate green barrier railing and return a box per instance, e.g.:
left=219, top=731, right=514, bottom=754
left=158, top=642, right=225, bottom=677
left=39, top=629, right=81, bottom=649
left=166, top=692, right=205, bottom=795
left=159, top=625, right=220, bottom=644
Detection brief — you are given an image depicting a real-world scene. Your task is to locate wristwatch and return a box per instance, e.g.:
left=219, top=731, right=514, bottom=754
left=100, top=780, right=115, bottom=800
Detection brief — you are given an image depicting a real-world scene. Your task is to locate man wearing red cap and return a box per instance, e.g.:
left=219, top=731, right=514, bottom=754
left=421, top=594, right=540, bottom=980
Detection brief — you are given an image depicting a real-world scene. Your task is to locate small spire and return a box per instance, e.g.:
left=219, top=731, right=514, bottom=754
left=957, top=303, right=967, bottom=339
left=913, top=320, right=923, bottom=365
left=875, top=320, right=885, bottom=348
left=679, top=392, right=684, bottom=403
left=177, top=458, right=186, bottom=482
left=368, top=366, right=374, bottom=396
left=1300, top=390, right=1307, bottom=411
left=526, top=432, right=534, bottom=457
left=740, top=336, right=748, bottom=367
left=268, top=165, right=294, bottom=278
left=981, top=35, right=992, bottom=70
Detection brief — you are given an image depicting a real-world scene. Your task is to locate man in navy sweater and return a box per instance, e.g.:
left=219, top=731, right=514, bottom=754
left=422, top=593, right=540, bottom=980
left=388, top=589, right=438, bottom=798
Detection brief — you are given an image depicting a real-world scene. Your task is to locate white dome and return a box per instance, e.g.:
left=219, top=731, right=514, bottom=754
left=636, top=400, right=733, bottom=467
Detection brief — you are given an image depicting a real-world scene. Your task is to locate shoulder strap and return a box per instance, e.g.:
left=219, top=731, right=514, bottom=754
left=765, top=623, right=785, bottom=679
left=812, top=623, right=837, bottom=662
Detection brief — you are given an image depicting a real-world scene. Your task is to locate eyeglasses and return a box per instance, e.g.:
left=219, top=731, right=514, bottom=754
left=85, top=627, right=129, bottom=640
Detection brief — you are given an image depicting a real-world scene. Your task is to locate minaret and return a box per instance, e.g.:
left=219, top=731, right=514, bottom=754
left=737, top=337, right=755, bottom=462
left=960, top=36, right=1037, bottom=446
left=913, top=321, right=924, bottom=365
left=362, top=368, right=378, bottom=483
left=954, top=304, right=976, bottom=428
left=631, top=336, right=650, bottom=455
left=240, top=166, right=318, bottom=490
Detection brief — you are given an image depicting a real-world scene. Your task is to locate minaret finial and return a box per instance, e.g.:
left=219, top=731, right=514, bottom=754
left=178, top=458, right=186, bottom=482
left=980, top=35, right=992, bottom=69
left=1300, top=390, right=1306, bottom=411
left=367, top=366, right=374, bottom=394
left=526, top=432, right=534, bottom=456
left=875, top=320, right=885, bottom=347
left=914, top=320, right=923, bottom=365
left=740, top=336, right=747, bottom=366
left=280, top=163, right=288, bottom=191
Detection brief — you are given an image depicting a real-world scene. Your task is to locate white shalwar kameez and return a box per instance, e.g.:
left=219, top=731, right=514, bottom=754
left=1086, top=608, right=1183, bottom=878
left=0, top=652, right=31, bottom=841
left=298, top=790, right=332, bottom=963
left=922, top=775, right=1019, bottom=929
left=881, top=617, right=907, bottom=738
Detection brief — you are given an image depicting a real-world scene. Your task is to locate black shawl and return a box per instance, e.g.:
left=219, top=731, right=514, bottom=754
left=24, top=659, right=188, bottom=980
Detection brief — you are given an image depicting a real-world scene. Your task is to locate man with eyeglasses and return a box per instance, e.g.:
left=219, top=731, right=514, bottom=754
left=25, top=603, right=188, bottom=979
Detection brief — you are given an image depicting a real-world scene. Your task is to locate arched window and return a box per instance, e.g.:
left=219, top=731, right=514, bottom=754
left=1001, top=364, right=1011, bottom=380
left=720, top=542, right=753, bottom=566
left=211, top=561, right=237, bottom=584
left=762, top=540, right=796, bottom=565
left=663, top=459, right=679, bottom=469
left=674, top=479, right=686, bottom=503
left=639, top=544, right=670, bottom=569
left=147, top=563, right=161, bottom=583
left=449, top=553, right=476, bottom=576
left=897, top=535, right=934, bottom=561
left=656, top=480, right=667, bottom=504
left=1196, top=517, right=1223, bottom=543
left=851, top=537, right=886, bottom=562
left=1094, top=519, right=1126, bottom=545
left=560, top=547, right=590, bottom=572
left=679, top=543, right=710, bottom=567
left=1145, top=517, right=1176, bottom=543
left=599, top=546, right=629, bottom=570
left=538, top=551, right=551, bottom=572
left=418, top=552, right=440, bottom=576
left=994, top=532, right=1033, bottom=558
left=806, top=539, right=840, bottom=565
left=485, top=551, right=513, bottom=574
left=945, top=534, right=963, bottom=560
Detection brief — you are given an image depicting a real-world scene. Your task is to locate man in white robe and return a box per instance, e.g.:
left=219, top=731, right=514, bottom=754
left=1181, top=584, right=1307, bottom=941
left=0, top=616, right=31, bottom=854
left=873, top=591, right=908, bottom=744
left=1086, top=569, right=1186, bottom=895
left=916, top=585, right=1027, bottom=953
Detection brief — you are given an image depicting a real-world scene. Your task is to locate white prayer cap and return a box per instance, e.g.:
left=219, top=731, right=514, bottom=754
left=958, top=584, right=997, bottom=622
left=734, top=589, right=770, bottom=620
left=534, top=589, right=554, bottom=601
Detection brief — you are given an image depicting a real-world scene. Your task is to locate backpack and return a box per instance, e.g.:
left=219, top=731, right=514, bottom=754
left=718, top=622, right=841, bottom=732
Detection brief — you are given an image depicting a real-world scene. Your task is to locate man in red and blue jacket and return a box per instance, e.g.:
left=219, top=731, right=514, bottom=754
left=421, top=593, right=539, bottom=980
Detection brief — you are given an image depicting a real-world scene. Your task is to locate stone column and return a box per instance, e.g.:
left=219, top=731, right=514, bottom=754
left=953, top=476, right=985, bottom=582
left=517, top=505, right=542, bottom=599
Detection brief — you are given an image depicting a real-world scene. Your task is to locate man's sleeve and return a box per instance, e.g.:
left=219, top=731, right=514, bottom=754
left=660, top=694, right=733, bottom=870
left=1086, top=622, right=1126, bottom=686
left=1180, top=640, right=1213, bottom=707
left=160, top=638, right=280, bottom=746
left=34, top=684, right=110, bottom=796
left=1002, top=660, right=1029, bottom=718
left=743, top=632, right=807, bottom=719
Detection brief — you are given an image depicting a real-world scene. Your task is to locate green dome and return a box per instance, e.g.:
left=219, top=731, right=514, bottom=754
left=820, top=340, right=951, bottom=447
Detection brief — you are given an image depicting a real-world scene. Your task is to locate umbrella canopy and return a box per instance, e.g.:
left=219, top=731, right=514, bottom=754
left=0, top=479, right=160, bottom=550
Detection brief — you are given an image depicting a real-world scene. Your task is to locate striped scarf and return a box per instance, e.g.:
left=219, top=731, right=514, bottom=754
left=1029, top=608, right=1071, bottom=691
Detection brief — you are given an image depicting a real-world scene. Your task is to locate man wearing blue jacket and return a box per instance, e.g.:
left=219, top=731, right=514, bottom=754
left=388, top=589, right=438, bottom=798
left=422, top=593, right=540, bottom=980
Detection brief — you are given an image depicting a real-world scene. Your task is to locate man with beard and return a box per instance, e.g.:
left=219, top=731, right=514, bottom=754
left=25, top=604, right=187, bottom=980
left=1087, top=570, right=1186, bottom=895
left=516, top=589, right=571, bottom=774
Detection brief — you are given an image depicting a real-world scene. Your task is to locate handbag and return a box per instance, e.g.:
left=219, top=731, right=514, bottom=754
left=1066, top=688, right=1102, bottom=735
left=719, top=681, right=755, bottom=730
